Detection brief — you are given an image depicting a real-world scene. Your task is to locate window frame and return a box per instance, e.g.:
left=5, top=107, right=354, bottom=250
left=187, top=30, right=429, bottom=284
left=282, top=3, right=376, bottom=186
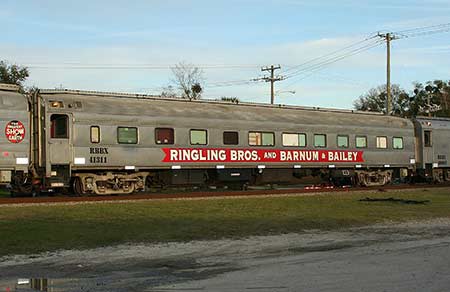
left=336, top=135, right=349, bottom=148
left=90, top=126, right=100, bottom=144
left=155, top=127, right=174, bottom=145
left=313, top=134, right=327, bottom=148
left=50, top=114, right=69, bottom=139
left=282, top=132, right=307, bottom=147
left=424, top=130, right=432, bottom=147
left=392, top=137, right=404, bottom=150
left=355, top=136, right=367, bottom=148
left=248, top=131, right=275, bottom=147
left=117, top=126, right=138, bottom=144
left=376, top=136, right=388, bottom=149
left=223, top=131, right=239, bottom=145
left=190, top=129, right=208, bottom=145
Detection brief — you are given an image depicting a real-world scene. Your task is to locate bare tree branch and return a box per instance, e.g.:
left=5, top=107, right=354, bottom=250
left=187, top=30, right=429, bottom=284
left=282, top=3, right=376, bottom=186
left=170, top=62, right=205, bottom=99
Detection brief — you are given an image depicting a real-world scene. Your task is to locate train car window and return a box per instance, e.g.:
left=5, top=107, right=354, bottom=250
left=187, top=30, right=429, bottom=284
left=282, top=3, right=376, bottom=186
left=282, top=133, right=299, bottom=146
left=356, top=136, right=367, bottom=148
left=50, top=114, right=68, bottom=139
left=249, top=132, right=274, bottom=146
left=299, top=134, right=307, bottom=147
left=90, top=126, right=100, bottom=143
left=117, top=127, right=138, bottom=144
left=376, top=136, right=387, bottom=149
left=282, top=133, right=306, bottom=147
left=155, top=128, right=174, bottom=144
left=424, top=130, right=432, bottom=147
left=223, top=131, right=239, bottom=145
left=393, top=137, right=403, bottom=149
left=314, top=134, right=326, bottom=148
left=249, top=132, right=261, bottom=146
left=190, top=129, right=207, bottom=145
left=337, top=135, right=349, bottom=148
left=262, top=132, right=274, bottom=146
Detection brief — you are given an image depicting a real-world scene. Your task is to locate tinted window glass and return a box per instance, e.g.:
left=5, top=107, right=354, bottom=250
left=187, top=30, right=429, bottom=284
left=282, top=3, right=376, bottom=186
left=299, top=134, right=306, bottom=147
left=337, top=135, right=348, bottom=148
left=356, top=136, right=367, bottom=148
left=155, top=128, right=174, bottom=144
left=50, top=114, right=68, bottom=138
left=424, top=130, right=432, bottom=147
left=314, top=134, right=326, bottom=148
left=262, top=132, right=274, bottom=146
left=118, top=127, right=138, bottom=144
left=393, top=137, right=403, bottom=149
left=223, top=131, right=239, bottom=145
left=190, top=130, right=207, bottom=145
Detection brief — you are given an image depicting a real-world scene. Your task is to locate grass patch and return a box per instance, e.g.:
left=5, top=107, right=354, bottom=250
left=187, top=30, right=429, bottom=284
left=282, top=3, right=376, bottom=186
left=0, top=188, right=449, bottom=257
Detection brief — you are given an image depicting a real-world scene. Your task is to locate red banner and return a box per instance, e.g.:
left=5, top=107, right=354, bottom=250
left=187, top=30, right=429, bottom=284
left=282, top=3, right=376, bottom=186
left=162, top=148, right=364, bottom=163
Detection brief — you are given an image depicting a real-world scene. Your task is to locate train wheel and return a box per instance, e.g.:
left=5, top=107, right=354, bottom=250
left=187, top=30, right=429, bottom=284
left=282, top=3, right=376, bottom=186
left=73, top=177, right=84, bottom=196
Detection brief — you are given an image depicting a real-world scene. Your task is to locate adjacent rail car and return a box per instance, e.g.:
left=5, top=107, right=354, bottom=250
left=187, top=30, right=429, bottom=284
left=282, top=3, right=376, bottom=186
left=0, top=84, right=30, bottom=192
left=1, top=85, right=448, bottom=196
left=414, top=117, right=450, bottom=182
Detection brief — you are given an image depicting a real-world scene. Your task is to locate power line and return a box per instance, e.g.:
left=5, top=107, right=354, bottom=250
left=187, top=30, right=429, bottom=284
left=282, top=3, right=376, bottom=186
left=205, top=79, right=262, bottom=88
left=378, top=23, right=450, bottom=40
left=373, top=23, right=450, bottom=114
left=278, top=22, right=450, bottom=91
left=285, top=41, right=384, bottom=88
left=394, top=23, right=450, bottom=34
left=283, top=39, right=385, bottom=80
left=23, top=22, right=450, bottom=97
left=281, top=35, right=378, bottom=75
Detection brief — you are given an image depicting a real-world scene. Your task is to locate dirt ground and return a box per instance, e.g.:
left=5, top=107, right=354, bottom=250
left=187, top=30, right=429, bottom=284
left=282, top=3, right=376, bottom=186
left=1, top=218, right=450, bottom=292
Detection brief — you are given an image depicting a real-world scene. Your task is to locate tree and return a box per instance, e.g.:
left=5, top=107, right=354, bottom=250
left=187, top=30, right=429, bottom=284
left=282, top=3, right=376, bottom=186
left=170, top=62, right=204, bottom=100
left=160, top=85, right=177, bottom=99
left=354, top=80, right=450, bottom=118
left=0, top=61, right=29, bottom=90
left=412, top=80, right=450, bottom=117
left=353, top=84, right=410, bottom=116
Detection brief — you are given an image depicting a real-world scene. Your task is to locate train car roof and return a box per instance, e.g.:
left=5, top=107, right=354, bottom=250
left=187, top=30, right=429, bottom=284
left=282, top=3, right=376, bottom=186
left=0, top=83, right=20, bottom=91
left=415, top=116, right=450, bottom=130
left=0, top=84, right=28, bottom=110
left=415, top=116, right=450, bottom=122
left=39, top=88, right=413, bottom=129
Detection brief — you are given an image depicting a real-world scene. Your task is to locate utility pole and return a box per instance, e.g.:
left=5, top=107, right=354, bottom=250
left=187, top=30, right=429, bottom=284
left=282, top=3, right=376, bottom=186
left=377, top=32, right=397, bottom=115
left=260, top=65, right=284, bottom=104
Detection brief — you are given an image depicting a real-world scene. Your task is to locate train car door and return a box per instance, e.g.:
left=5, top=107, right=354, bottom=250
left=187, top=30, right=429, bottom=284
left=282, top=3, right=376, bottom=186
left=423, top=129, right=434, bottom=169
left=48, top=113, right=72, bottom=164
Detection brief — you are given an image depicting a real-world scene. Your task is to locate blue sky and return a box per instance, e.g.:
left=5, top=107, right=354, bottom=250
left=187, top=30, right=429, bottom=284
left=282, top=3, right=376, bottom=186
left=1, top=0, right=449, bottom=108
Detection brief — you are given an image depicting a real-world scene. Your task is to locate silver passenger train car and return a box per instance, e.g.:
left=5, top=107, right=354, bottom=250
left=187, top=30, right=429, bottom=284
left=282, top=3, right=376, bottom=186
left=0, top=84, right=30, bottom=190
left=0, top=85, right=449, bottom=195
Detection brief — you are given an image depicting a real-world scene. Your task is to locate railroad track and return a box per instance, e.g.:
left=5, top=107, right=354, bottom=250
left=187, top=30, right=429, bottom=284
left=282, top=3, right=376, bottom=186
left=0, top=183, right=449, bottom=206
